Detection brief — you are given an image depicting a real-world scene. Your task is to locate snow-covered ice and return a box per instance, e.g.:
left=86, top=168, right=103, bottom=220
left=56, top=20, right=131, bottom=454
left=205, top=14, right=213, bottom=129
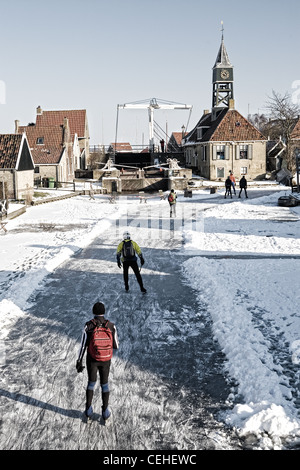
left=0, top=184, right=300, bottom=450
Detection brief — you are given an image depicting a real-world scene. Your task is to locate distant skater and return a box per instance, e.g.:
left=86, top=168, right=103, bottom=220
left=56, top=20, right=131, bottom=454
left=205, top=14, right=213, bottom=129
left=168, top=189, right=177, bottom=217
left=116, top=231, right=146, bottom=293
left=89, top=183, right=95, bottom=200
left=239, top=176, right=248, bottom=198
left=224, top=177, right=232, bottom=198
left=229, top=171, right=236, bottom=195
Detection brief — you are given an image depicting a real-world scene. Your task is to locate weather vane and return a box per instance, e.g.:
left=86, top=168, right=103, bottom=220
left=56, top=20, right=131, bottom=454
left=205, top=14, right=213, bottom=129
left=221, top=20, right=224, bottom=40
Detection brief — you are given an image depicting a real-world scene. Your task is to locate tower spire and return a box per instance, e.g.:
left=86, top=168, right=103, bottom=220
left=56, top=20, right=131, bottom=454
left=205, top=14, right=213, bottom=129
left=212, top=24, right=234, bottom=117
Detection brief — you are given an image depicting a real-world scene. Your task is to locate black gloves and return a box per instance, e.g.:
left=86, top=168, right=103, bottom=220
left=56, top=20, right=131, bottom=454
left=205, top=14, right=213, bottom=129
left=117, top=260, right=122, bottom=268
left=140, top=256, right=145, bottom=266
left=76, top=360, right=85, bottom=373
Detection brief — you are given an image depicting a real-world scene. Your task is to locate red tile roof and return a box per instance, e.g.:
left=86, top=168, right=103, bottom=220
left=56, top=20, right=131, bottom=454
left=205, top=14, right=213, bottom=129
left=291, top=118, right=300, bottom=140
left=171, top=132, right=186, bottom=145
left=16, top=108, right=88, bottom=165
left=110, top=142, right=132, bottom=152
left=185, top=108, right=266, bottom=144
left=210, top=109, right=266, bottom=141
left=36, top=109, right=87, bottom=138
left=0, top=134, right=23, bottom=169
left=18, top=125, right=64, bottom=164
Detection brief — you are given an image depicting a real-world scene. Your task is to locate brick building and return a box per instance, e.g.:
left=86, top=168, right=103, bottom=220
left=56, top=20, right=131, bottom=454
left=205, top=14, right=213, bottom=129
left=0, top=133, right=34, bottom=200
left=183, top=34, right=267, bottom=181
left=15, top=107, right=90, bottom=185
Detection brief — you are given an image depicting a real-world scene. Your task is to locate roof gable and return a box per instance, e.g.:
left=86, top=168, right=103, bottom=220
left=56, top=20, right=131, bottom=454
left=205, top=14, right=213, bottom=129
left=210, top=109, right=266, bottom=142
left=170, top=132, right=186, bottom=145
left=18, top=125, right=64, bottom=164
left=185, top=108, right=266, bottom=144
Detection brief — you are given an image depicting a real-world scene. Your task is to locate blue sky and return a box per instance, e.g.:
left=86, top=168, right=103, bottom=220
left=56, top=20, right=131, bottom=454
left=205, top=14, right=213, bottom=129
left=0, top=0, right=299, bottom=146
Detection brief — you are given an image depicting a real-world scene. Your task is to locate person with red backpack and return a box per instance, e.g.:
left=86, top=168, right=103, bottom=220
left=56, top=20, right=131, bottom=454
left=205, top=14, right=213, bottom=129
left=76, top=302, right=119, bottom=421
left=116, top=231, right=146, bottom=293
left=168, top=189, right=177, bottom=217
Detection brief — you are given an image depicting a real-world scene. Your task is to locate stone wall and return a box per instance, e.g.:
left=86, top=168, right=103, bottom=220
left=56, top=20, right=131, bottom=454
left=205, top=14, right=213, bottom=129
left=0, top=169, right=34, bottom=199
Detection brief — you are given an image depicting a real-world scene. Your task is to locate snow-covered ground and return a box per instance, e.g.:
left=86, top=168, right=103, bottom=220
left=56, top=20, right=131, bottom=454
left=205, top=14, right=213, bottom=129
left=1, top=184, right=300, bottom=450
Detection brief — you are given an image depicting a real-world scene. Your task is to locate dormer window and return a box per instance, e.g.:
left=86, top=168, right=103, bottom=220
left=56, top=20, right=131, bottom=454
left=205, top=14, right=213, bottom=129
left=36, top=137, right=44, bottom=144
left=197, top=126, right=209, bottom=140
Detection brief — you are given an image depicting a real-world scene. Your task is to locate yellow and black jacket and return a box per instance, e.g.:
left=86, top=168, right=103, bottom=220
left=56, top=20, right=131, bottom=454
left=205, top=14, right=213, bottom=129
left=116, top=238, right=143, bottom=263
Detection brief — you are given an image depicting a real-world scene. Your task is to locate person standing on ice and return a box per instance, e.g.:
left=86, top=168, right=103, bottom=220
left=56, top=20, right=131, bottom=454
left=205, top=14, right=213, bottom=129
left=168, top=188, right=177, bottom=217
left=224, top=176, right=232, bottom=198
left=238, top=175, right=248, bottom=198
left=76, top=302, right=119, bottom=421
left=229, top=171, right=236, bottom=195
left=116, top=231, right=147, bottom=293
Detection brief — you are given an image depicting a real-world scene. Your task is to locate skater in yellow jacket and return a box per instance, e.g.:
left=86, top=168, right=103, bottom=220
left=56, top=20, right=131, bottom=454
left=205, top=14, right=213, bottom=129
left=116, top=231, right=147, bottom=293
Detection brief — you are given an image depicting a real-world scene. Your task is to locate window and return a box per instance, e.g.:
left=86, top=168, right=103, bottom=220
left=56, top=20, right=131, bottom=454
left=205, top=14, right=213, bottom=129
left=239, top=145, right=248, bottom=159
left=186, top=148, right=193, bottom=165
left=36, top=137, right=44, bottom=145
left=197, top=127, right=209, bottom=140
left=217, top=167, right=225, bottom=178
left=34, top=166, right=40, bottom=174
left=241, top=167, right=247, bottom=175
left=193, top=151, right=198, bottom=166
left=217, top=145, right=225, bottom=160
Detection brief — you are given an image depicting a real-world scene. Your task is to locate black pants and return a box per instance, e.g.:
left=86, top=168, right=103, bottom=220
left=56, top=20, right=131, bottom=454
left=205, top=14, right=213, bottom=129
left=239, top=188, right=248, bottom=198
left=225, top=187, right=232, bottom=198
left=86, top=354, right=111, bottom=410
left=123, top=260, right=143, bottom=289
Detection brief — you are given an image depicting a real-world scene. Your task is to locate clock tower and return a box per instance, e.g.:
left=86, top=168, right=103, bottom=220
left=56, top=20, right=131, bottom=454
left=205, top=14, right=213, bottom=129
left=212, top=25, right=234, bottom=118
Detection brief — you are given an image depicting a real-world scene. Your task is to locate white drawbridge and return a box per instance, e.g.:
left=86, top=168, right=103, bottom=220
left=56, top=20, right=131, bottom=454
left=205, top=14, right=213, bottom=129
left=116, top=97, right=192, bottom=151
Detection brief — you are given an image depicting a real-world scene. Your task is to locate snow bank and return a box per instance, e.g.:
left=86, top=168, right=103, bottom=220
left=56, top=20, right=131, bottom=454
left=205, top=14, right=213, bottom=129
left=181, top=192, right=300, bottom=448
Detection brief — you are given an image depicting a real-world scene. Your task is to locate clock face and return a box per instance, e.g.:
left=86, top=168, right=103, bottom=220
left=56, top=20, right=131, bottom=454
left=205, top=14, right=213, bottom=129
left=220, top=69, right=230, bottom=79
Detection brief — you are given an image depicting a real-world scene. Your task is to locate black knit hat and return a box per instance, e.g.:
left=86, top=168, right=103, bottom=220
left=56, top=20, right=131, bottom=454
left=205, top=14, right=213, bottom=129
left=93, top=302, right=105, bottom=316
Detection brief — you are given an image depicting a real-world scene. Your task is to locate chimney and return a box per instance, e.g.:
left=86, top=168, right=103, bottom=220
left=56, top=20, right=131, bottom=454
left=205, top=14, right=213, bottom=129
left=181, top=124, right=185, bottom=139
left=203, top=109, right=210, bottom=115
left=37, top=106, right=42, bottom=115
left=229, top=99, right=235, bottom=110
left=15, top=119, right=20, bottom=134
left=63, top=117, right=70, bottom=144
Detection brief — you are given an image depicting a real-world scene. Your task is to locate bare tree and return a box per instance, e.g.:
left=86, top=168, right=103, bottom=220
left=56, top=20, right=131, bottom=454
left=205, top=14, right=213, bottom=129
left=264, top=90, right=300, bottom=170
left=88, top=146, right=107, bottom=170
left=248, top=113, right=269, bottom=132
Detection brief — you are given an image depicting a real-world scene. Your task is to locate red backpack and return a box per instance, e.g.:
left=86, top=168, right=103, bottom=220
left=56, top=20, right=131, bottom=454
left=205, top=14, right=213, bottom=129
left=88, top=320, right=113, bottom=361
